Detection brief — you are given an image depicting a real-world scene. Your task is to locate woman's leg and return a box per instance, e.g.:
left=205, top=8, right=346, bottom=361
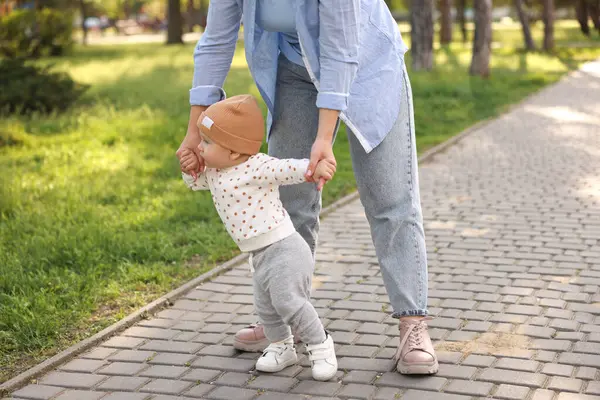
left=347, top=63, right=438, bottom=374
left=268, top=55, right=322, bottom=255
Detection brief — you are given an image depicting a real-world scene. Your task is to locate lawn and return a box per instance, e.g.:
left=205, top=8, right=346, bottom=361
left=1, top=21, right=599, bottom=383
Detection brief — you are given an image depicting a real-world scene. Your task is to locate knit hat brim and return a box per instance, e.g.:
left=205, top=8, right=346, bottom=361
left=198, top=113, right=262, bottom=155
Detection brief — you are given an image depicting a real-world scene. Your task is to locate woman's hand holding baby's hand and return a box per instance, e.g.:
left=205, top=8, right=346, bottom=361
left=177, top=148, right=204, bottom=180
left=313, top=159, right=336, bottom=191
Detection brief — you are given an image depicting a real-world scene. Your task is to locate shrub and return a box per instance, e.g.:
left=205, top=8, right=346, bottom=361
left=0, top=8, right=74, bottom=59
left=0, top=58, right=88, bottom=115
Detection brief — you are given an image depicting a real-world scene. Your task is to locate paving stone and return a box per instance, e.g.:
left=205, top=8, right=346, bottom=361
left=327, top=319, right=360, bottom=332
left=99, top=393, right=150, bottom=400
left=97, top=362, right=148, bottom=376
left=39, top=372, right=108, bottom=389
left=530, top=389, right=556, bottom=400
left=445, top=379, right=494, bottom=396
left=58, top=359, right=106, bottom=373
left=182, top=383, right=215, bottom=398
left=557, top=393, right=600, bottom=400
left=531, top=339, right=572, bottom=352
left=103, top=336, right=146, bottom=349
left=574, top=341, right=600, bottom=355
left=375, top=372, right=446, bottom=391
left=336, top=345, right=378, bottom=358
left=123, top=327, right=179, bottom=340
left=338, top=357, right=395, bottom=372
left=586, top=381, right=600, bottom=395
left=478, top=368, right=546, bottom=388
left=52, top=390, right=106, bottom=400
left=342, top=370, right=377, bottom=384
left=336, top=383, right=377, bottom=399
left=12, top=385, right=66, bottom=400
left=139, top=365, right=189, bottom=379
left=138, top=378, right=193, bottom=395
left=192, top=355, right=257, bottom=372
left=246, top=375, right=298, bottom=392
left=445, top=330, right=479, bottom=342
left=494, top=384, right=531, bottom=400
left=290, top=380, right=342, bottom=396
left=205, top=386, right=257, bottom=400
left=214, top=371, right=252, bottom=387
left=82, top=347, right=119, bottom=360
left=180, top=368, right=222, bottom=382
left=107, top=350, right=155, bottom=363
left=436, top=364, right=477, bottom=379
left=373, top=387, right=403, bottom=400
left=463, top=354, right=495, bottom=367
left=559, top=353, right=600, bottom=368
left=463, top=321, right=493, bottom=332
left=541, top=363, right=575, bottom=377
left=400, top=389, right=470, bottom=400
left=140, top=340, right=203, bottom=354
left=515, top=325, right=556, bottom=339
left=495, top=358, right=540, bottom=372
left=576, top=367, right=598, bottom=380
left=148, top=352, right=196, bottom=366
left=355, top=334, right=388, bottom=347
left=97, top=376, right=151, bottom=391
left=547, top=376, right=583, bottom=393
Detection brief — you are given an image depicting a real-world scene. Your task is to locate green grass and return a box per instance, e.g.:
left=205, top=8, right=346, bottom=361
left=1, top=21, right=599, bottom=384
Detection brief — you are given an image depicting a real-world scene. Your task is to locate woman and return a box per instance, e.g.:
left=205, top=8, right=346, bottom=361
left=177, top=0, right=438, bottom=375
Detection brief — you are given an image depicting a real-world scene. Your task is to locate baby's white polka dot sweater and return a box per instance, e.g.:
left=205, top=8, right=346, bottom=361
left=182, top=153, right=309, bottom=252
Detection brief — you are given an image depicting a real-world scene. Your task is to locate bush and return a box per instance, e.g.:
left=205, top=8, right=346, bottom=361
left=0, top=58, right=88, bottom=115
left=0, top=8, right=74, bottom=59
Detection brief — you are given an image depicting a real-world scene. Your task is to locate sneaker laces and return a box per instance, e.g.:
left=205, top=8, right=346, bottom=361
left=394, top=317, right=432, bottom=362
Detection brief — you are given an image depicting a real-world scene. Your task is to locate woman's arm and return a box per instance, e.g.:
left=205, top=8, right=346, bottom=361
left=179, top=0, right=242, bottom=172
left=307, top=1, right=360, bottom=189
left=190, top=0, right=242, bottom=106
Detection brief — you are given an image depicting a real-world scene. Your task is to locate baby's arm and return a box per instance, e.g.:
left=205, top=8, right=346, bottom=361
left=253, top=154, right=310, bottom=186
left=182, top=172, right=209, bottom=190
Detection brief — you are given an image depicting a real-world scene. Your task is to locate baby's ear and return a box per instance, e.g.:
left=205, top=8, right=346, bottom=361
left=229, top=152, right=242, bottom=161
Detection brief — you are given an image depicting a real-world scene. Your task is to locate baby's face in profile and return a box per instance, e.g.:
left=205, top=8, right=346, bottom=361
left=197, top=134, right=246, bottom=169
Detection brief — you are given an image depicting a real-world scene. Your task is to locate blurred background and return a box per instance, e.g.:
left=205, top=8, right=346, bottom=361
left=1, top=0, right=599, bottom=386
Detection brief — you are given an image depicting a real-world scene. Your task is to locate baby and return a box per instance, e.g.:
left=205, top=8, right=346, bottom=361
left=179, top=94, right=337, bottom=381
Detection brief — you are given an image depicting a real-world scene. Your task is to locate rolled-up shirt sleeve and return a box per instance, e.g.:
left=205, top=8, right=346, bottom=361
left=190, top=0, right=242, bottom=106
left=316, top=0, right=360, bottom=112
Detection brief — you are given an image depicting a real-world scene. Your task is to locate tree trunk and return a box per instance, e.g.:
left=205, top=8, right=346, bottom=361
left=589, top=0, right=600, bottom=33
left=576, top=0, right=591, bottom=36
left=542, top=0, right=554, bottom=51
left=440, top=0, right=453, bottom=45
left=456, top=0, right=467, bottom=42
left=514, top=0, right=535, bottom=50
left=187, top=0, right=194, bottom=33
left=80, top=0, right=88, bottom=46
left=410, top=0, right=435, bottom=71
left=470, top=0, right=492, bottom=77
left=167, top=0, right=183, bottom=44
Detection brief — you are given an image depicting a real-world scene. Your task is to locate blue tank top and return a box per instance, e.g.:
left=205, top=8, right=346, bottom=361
left=256, top=0, right=304, bottom=66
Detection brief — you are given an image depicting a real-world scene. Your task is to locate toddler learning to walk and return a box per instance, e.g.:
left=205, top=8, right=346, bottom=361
left=179, top=94, right=337, bottom=381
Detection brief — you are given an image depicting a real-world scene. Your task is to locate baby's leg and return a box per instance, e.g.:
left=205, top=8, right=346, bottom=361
left=252, top=263, right=292, bottom=343
left=261, top=232, right=326, bottom=345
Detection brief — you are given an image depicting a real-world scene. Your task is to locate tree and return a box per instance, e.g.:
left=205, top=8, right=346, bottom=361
left=79, top=0, right=88, bottom=45
left=456, top=0, right=468, bottom=42
left=410, top=0, right=434, bottom=71
left=542, top=0, right=554, bottom=51
left=576, top=0, right=591, bottom=35
left=589, top=0, right=600, bottom=33
left=440, top=0, right=453, bottom=44
left=470, top=0, right=492, bottom=77
left=166, top=0, right=183, bottom=44
left=514, top=0, right=535, bottom=50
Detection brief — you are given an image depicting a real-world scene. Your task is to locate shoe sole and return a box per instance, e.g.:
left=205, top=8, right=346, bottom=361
left=397, top=359, right=439, bottom=375
left=233, top=337, right=270, bottom=352
left=255, top=354, right=298, bottom=373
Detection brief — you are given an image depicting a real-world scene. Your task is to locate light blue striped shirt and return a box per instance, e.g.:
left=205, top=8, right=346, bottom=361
left=191, top=0, right=408, bottom=153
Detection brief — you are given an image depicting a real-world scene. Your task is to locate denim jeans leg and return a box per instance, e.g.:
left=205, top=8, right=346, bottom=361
left=347, top=62, right=429, bottom=317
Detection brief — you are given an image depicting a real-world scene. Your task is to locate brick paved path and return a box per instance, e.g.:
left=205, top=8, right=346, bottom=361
left=8, top=62, right=600, bottom=400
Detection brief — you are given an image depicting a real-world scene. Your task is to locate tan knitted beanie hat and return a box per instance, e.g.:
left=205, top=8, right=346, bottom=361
left=197, top=95, right=265, bottom=155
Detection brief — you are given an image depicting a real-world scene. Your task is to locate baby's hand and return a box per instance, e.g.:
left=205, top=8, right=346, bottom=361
left=179, top=148, right=201, bottom=180
left=313, top=159, right=336, bottom=191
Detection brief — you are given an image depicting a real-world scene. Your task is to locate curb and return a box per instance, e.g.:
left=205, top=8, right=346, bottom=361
left=0, top=79, right=528, bottom=395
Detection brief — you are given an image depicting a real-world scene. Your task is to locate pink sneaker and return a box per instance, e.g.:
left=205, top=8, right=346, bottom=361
left=233, top=323, right=300, bottom=352
left=394, top=317, right=439, bottom=375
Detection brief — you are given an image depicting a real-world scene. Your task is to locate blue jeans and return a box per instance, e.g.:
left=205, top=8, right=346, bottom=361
left=268, top=56, right=428, bottom=317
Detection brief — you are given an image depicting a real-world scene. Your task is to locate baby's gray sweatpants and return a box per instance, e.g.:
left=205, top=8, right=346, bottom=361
left=250, top=232, right=326, bottom=345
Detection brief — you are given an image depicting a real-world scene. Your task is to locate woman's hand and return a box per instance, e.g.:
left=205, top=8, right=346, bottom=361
left=177, top=105, right=207, bottom=178
left=306, top=138, right=337, bottom=191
